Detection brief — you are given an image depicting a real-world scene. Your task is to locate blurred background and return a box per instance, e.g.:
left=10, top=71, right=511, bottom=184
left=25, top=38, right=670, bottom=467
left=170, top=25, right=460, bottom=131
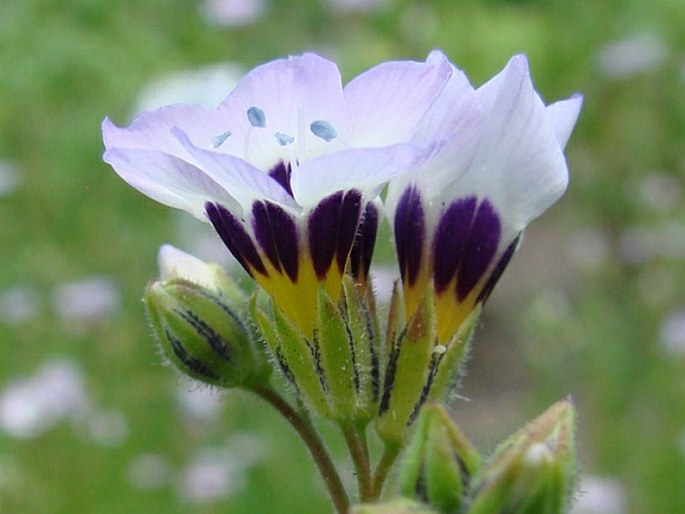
left=1, top=0, right=684, bottom=512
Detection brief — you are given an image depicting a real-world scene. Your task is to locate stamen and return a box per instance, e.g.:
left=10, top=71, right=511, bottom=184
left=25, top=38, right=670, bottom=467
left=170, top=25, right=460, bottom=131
left=247, top=106, right=266, bottom=128
left=211, top=131, right=232, bottom=148
left=310, top=120, right=337, bottom=142
left=274, top=132, right=295, bottom=146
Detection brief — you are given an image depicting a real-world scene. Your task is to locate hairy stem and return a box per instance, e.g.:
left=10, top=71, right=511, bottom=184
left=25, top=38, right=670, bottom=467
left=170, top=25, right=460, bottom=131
left=372, top=443, right=402, bottom=500
left=251, top=384, right=349, bottom=514
left=341, top=423, right=373, bottom=501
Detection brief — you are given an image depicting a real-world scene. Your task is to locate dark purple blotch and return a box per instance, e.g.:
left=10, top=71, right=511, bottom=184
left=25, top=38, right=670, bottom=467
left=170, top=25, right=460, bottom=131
left=308, top=191, right=343, bottom=279
left=394, top=186, right=425, bottom=286
left=456, top=200, right=501, bottom=300
left=431, top=197, right=502, bottom=301
left=205, top=202, right=266, bottom=277
left=307, top=190, right=364, bottom=280
left=350, top=202, right=379, bottom=281
left=432, top=197, right=477, bottom=293
left=268, top=161, right=293, bottom=197
left=252, top=201, right=299, bottom=282
left=335, top=190, right=363, bottom=274
left=476, top=232, right=520, bottom=304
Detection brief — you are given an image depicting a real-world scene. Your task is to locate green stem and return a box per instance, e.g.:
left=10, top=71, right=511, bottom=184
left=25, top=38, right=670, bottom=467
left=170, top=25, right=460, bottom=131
left=372, top=443, right=402, bottom=500
left=250, top=384, right=349, bottom=514
left=341, top=423, right=373, bottom=501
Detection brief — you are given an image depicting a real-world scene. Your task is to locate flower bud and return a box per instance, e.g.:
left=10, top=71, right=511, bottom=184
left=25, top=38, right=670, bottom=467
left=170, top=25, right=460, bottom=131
left=376, top=286, right=476, bottom=446
left=399, top=402, right=481, bottom=513
left=468, top=398, right=577, bottom=514
left=250, top=279, right=380, bottom=424
left=145, top=277, right=270, bottom=388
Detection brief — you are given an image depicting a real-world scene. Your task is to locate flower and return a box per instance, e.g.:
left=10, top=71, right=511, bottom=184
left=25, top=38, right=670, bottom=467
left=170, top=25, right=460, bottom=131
left=103, top=53, right=453, bottom=335
left=386, top=52, right=582, bottom=343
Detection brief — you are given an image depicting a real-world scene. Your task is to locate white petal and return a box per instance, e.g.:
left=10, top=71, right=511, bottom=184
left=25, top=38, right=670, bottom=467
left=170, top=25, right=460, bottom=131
left=343, top=55, right=453, bottom=147
left=291, top=143, right=429, bottom=208
left=172, top=128, right=299, bottom=211
left=103, top=147, right=237, bottom=220
left=465, top=54, right=569, bottom=230
left=546, top=93, right=583, bottom=149
left=102, top=106, right=229, bottom=161
left=218, top=53, right=346, bottom=168
left=157, top=244, right=216, bottom=285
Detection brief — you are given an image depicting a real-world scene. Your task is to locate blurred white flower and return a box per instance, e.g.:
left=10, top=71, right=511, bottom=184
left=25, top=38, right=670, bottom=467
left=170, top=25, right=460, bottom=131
left=596, top=32, right=668, bottom=80
left=177, top=450, right=243, bottom=504
left=135, top=63, right=245, bottom=114
left=201, top=0, right=267, bottom=27
left=572, top=475, right=626, bottom=514
left=52, top=276, right=121, bottom=325
left=660, top=309, right=685, bottom=357
left=0, top=359, right=89, bottom=439
left=0, top=160, right=21, bottom=197
left=0, top=285, right=40, bottom=325
left=175, top=383, right=225, bottom=422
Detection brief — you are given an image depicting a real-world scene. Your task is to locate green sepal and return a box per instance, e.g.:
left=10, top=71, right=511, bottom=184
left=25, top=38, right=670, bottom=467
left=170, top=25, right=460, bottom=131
left=341, top=276, right=380, bottom=421
left=376, top=291, right=436, bottom=445
left=400, top=402, right=481, bottom=514
left=428, top=306, right=480, bottom=402
left=252, top=295, right=332, bottom=418
left=145, top=278, right=270, bottom=389
left=468, top=398, right=577, bottom=514
left=316, top=285, right=358, bottom=421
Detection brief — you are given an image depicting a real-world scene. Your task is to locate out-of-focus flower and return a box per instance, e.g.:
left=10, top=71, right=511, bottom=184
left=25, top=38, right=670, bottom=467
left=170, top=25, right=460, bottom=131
left=201, top=0, right=268, bottom=27
left=596, top=32, right=668, bottom=80
left=0, top=359, right=89, bottom=439
left=103, top=53, right=451, bottom=335
left=386, top=52, right=582, bottom=343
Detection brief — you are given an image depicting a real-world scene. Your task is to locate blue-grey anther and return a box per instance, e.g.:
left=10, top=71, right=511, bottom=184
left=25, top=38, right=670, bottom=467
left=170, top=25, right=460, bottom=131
left=310, top=120, right=337, bottom=142
left=247, top=106, right=266, bottom=128
left=274, top=132, right=295, bottom=146
left=211, top=131, right=232, bottom=148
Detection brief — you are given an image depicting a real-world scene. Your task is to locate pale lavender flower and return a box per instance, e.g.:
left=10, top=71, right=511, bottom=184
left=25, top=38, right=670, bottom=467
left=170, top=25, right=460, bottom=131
left=385, top=51, right=582, bottom=342
left=103, top=53, right=451, bottom=334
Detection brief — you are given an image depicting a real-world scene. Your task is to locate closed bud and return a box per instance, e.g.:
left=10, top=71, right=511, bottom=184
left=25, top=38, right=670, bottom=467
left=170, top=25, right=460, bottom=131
left=400, top=402, right=481, bottom=513
left=350, top=499, right=438, bottom=514
left=250, top=280, right=380, bottom=424
left=468, top=398, right=577, bottom=514
left=376, top=287, right=476, bottom=446
left=145, top=278, right=270, bottom=389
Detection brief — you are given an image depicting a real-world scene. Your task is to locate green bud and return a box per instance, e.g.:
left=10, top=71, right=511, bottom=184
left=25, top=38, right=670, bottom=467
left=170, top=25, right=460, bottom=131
left=468, top=398, right=577, bottom=514
left=251, top=295, right=332, bottom=418
left=145, top=278, right=270, bottom=388
left=350, top=499, right=438, bottom=514
left=376, top=290, right=436, bottom=445
left=376, top=286, right=476, bottom=446
left=250, top=280, right=380, bottom=424
left=400, top=402, right=481, bottom=513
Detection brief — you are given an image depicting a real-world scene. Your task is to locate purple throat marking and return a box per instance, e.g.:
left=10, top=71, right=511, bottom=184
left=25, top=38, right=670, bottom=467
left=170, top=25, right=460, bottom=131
left=350, top=203, right=379, bottom=281
left=252, top=201, right=299, bottom=282
left=432, top=197, right=502, bottom=301
left=307, top=190, right=363, bottom=280
left=394, top=186, right=426, bottom=286
left=268, top=161, right=294, bottom=197
left=205, top=202, right=266, bottom=277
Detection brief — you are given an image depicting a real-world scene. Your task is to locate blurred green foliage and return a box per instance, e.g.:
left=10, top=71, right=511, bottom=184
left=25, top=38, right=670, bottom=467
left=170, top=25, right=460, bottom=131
left=0, top=0, right=684, bottom=512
